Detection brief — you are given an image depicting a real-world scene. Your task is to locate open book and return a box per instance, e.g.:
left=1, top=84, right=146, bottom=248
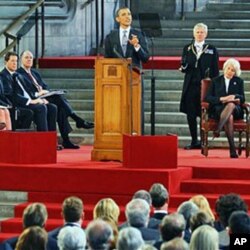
left=40, top=90, right=66, bottom=99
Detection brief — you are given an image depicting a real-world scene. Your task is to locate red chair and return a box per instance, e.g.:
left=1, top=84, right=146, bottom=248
left=200, top=78, right=250, bottom=157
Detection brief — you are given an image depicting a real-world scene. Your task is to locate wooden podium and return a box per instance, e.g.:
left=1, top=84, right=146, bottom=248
left=91, top=57, right=141, bottom=161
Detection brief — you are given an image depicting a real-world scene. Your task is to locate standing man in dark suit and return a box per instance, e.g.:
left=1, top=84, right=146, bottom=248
left=180, top=23, right=219, bottom=149
left=104, top=7, right=150, bottom=133
left=17, top=50, right=94, bottom=149
left=0, top=51, right=57, bottom=132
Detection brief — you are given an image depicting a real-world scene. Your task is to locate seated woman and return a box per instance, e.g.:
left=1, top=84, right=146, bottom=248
left=205, top=58, right=245, bottom=158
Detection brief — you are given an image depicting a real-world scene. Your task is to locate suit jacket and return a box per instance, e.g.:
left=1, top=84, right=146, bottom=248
left=104, top=28, right=149, bottom=68
left=180, top=42, right=219, bottom=114
left=152, top=211, right=168, bottom=220
left=0, top=76, right=11, bottom=107
left=205, top=75, right=245, bottom=119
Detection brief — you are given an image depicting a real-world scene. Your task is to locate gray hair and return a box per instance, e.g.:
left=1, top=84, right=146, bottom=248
left=57, top=226, right=86, bottom=250
left=193, top=23, right=208, bottom=36
left=190, top=225, right=219, bottom=250
left=160, top=237, right=189, bottom=250
left=177, top=201, right=199, bottom=229
left=117, top=227, right=144, bottom=250
left=223, top=58, right=241, bottom=77
left=149, top=183, right=169, bottom=208
left=133, top=190, right=152, bottom=206
left=86, top=219, right=114, bottom=250
left=125, top=198, right=150, bottom=228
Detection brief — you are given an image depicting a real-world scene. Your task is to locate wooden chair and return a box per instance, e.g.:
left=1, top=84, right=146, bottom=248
left=200, top=78, right=250, bottom=157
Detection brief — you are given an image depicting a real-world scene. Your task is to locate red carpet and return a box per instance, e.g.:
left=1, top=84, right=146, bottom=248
left=39, top=56, right=250, bottom=70
left=0, top=146, right=250, bottom=242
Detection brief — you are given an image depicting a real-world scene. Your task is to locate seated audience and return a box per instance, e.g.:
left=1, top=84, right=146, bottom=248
left=149, top=183, right=169, bottom=220
left=117, top=227, right=144, bottom=250
left=3, top=203, right=56, bottom=250
left=49, top=196, right=84, bottom=244
left=154, top=213, right=186, bottom=250
left=190, top=211, right=214, bottom=232
left=215, top=193, right=248, bottom=249
left=160, top=237, right=189, bottom=250
left=17, top=50, right=94, bottom=149
left=189, top=194, right=215, bottom=221
left=86, top=219, right=114, bottom=250
left=57, top=226, right=86, bottom=250
left=228, top=210, right=250, bottom=234
left=190, top=225, right=219, bottom=250
left=205, top=58, right=245, bottom=158
left=125, top=198, right=160, bottom=242
left=0, top=51, right=57, bottom=133
left=139, top=245, right=157, bottom=250
left=15, top=226, right=48, bottom=250
left=177, top=201, right=199, bottom=243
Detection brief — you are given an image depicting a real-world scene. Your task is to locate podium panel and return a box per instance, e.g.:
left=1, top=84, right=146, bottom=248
left=91, top=58, right=141, bottom=161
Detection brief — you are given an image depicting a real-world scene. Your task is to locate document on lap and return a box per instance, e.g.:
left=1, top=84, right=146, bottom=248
left=40, top=90, right=66, bottom=99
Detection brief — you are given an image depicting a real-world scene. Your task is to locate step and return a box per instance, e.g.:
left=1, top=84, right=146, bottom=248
left=0, top=191, right=27, bottom=202
left=206, top=3, right=250, bottom=11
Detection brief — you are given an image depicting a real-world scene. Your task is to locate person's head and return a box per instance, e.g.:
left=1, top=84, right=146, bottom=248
left=160, top=213, right=186, bottom=241
left=190, top=225, right=219, bottom=250
left=117, top=227, right=144, bottom=250
left=223, top=58, right=241, bottom=78
left=177, top=201, right=199, bottom=229
left=15, top=226, right=48, bottom=250
left=190, top=211, right=214, bottom=232
left=57, top=226, right=86, bottom=250
left=149, top=183, right=169, bottom=209
left=228, top=211, right=250, bottom=234
left=160, top=237, right=189, bottom=250
left=86, top=219, right=114, bottom=250
left=93, top=198, right=120, bottom=224
left=22, top=203, right=48, bottom=228
left=133, top=190, right=152, bottom=206
left=193, top=23, right=208, bottom=43
left=190, top=195, right=215, bottom=220
left=20, top=50, right=34, bottom=69
left=4, top=51, right=18, bottom=72
left=215, top=193, right=248, bottom=227
left=62, top=196, right=84, bottom=225
left=139, top=245, right=157, bottom=250
left=115, top=7, right=132, bottom=29
left=125, top=198, right=150, bottom=228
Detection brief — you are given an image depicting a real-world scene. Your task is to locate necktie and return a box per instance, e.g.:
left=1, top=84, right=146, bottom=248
left=122, top=30, right=128, bottom=56
left=27, top=72, right=42, bottom=91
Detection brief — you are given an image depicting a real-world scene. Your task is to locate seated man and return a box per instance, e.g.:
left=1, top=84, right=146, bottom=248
left=17, top=50, right=94, bottom=149
left=0, top=51, right=57, bottom=133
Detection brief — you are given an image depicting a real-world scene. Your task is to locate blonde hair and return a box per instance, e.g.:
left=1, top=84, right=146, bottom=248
left=193, top=23, right=208, bottom=36
left=190, top=195, right=215, bottom=220
left=223, top=58, right=241, bottom=77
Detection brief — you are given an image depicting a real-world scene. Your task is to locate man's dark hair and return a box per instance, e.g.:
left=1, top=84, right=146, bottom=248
left=215, top=193, right=248, bottom=227
left=133, top=190, right=152, bottom=206
left=4, top=51, right=18, bottom=61
left=229, top=211, right=250, bottom=234
left=62, top=196, right=83, bottom=222
left=115, top=6, right=130, bottom=17
left=149, top=183, right=169, bottom=208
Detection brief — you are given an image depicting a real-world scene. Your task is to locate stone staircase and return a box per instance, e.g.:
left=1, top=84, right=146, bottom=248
left=38, top=68, right=250, bottom=148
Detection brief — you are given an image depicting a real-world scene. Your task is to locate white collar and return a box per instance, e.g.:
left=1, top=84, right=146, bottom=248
left=194, top=41, right=205, bottom=47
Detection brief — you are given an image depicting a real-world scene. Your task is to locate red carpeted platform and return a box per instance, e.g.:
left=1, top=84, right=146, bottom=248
left=0, top=146, right=250, bottom=242
left=38, top=56, right=250, bottom=70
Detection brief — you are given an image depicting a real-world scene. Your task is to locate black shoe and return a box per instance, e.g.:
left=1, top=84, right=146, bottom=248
left=57, top=145, right=63, bottom=151
left=230, top=150, right=239, bottom=158
left=76, top=120, right=94, bottom=129
left=184, top=142, right=201, bottom=150
left=0, top=122, right=6, bottom=130
left=62, top=141, right=80, bottom=149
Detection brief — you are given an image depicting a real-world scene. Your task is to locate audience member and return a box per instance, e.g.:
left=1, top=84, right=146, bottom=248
left=117, top=227, right=144, bottom=250
left=57, top=226, right=86, bottom=250
left=0, top=51, right=57, bottom=132
left=228, top=210, right=250, bottom=234
left=189, top=194, right=215, bottom=221
left=86, top=219, right=114, bottom=250
left=190, top=211, right=214, bottom=232
left=154, top=213, right=186, bottom=250
left=149, top=183, right=169, bottom=220
left=215, top=193, right=248, bottom=248
left=49, top=196, right=84, bottom=242
left=160, top=237, right=189, bottom=250
left=0, top=52, right=33, bottom=130
left=17, top=50, right=94, bottom=149
left=15, top=226, right=48, bottom=250
left=125, top=198, right=160, bottom=242
left=190, top=225, right=219, bottom=250
left=139, top=245, right=157, bottom=250
left=177, top=201, right=199, bottom=243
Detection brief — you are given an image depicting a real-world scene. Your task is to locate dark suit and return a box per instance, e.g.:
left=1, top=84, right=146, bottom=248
left=152, top=211, right=168, bottom=221
left=205, top=75, right=245, bottom=120
left=0, top=68, right=56, bottom=131
left=17, top=67, right=73, bottom=138
left=119, top=217, right=161, bottom=230
left=0, top=71, right=33, bottom=130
